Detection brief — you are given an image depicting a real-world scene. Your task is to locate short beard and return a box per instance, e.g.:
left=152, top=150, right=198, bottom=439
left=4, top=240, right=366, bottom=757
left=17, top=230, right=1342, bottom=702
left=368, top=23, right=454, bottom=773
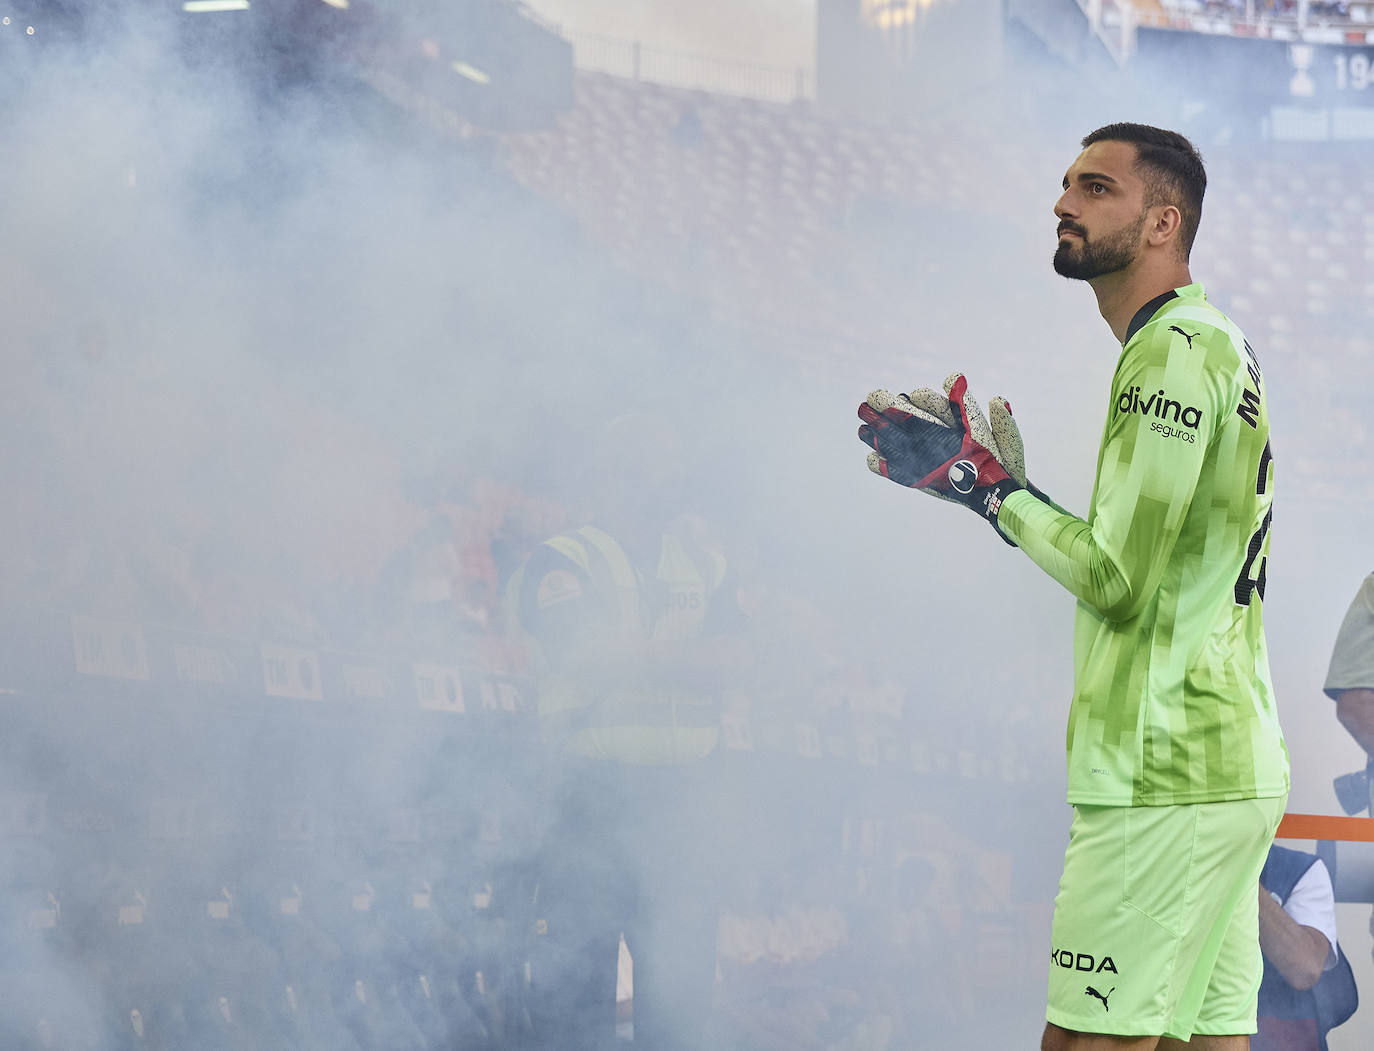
left=1053, top=210, right=1146, bottom=280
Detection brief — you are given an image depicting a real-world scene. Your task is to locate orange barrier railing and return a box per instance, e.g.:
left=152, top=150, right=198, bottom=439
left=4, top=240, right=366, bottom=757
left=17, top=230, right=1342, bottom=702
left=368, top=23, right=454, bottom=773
left=1277, top=813, right=1374, bottom=843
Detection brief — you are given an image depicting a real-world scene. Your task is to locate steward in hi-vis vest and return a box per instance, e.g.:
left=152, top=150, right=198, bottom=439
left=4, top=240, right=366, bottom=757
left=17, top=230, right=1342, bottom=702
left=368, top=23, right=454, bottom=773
left=506, top=510, right=747, bottom=1051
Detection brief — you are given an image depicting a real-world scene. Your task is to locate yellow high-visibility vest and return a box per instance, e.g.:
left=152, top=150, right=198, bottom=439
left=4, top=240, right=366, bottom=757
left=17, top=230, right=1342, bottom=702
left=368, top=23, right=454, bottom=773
left=506, top=523, right=727, bottom=765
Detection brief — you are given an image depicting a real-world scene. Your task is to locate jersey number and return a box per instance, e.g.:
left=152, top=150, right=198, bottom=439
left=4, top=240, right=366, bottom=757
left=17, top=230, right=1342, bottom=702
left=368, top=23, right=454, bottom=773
left=1233, top=439, right=1272, bottom=607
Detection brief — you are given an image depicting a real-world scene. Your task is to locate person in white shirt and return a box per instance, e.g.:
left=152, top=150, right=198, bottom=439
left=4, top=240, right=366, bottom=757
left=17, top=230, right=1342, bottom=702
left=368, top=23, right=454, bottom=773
left=1255, top=845, right=1352, bottom=1051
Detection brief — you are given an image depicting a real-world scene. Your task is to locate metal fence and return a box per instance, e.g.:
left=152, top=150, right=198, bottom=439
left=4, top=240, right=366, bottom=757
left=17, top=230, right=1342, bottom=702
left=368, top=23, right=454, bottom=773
left=562, top=31, right=813, bottom=103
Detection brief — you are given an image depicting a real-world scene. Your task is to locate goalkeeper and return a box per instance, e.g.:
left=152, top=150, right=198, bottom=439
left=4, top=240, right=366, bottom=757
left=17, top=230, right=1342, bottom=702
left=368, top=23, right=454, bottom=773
left=859, top=124, right=1288, bottom=1051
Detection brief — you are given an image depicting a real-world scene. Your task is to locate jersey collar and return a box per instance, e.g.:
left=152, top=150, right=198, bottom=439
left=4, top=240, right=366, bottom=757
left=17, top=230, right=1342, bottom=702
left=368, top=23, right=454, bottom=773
left=1122, top=283, right=1207, bottom=345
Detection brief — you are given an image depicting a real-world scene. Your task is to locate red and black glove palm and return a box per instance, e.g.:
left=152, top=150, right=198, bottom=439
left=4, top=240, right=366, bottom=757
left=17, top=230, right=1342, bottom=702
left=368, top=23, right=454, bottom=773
left=857, top=374, right=1022, bottom=542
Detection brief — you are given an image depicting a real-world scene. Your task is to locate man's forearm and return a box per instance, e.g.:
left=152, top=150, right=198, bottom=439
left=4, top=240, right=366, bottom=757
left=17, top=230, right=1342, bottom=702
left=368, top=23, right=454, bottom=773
left=1336, top=688, right=1374, bottom=757
left=996, top=490, right=1138, bottom=620
left=1257, top=885, right=1330, bottom=991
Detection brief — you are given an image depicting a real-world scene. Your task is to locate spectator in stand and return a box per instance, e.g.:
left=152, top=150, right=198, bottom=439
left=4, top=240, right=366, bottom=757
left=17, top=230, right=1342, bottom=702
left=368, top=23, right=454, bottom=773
left=1255, top=844, right=1357, bottom=1050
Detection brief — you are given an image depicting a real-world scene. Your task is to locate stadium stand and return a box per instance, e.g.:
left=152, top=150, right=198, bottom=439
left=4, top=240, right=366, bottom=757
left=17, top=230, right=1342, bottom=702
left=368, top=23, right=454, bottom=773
left=498, top=71, right=1041, bottom=375
left=1142, top=0, right=1355, bottom=25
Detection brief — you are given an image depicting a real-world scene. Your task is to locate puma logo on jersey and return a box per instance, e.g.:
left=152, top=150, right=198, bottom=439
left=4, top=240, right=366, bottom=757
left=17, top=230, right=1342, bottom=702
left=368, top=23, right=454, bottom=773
left=1085, top=986, right=1114, bottom=1011
left=1168, top=325, right=1201, bottom=348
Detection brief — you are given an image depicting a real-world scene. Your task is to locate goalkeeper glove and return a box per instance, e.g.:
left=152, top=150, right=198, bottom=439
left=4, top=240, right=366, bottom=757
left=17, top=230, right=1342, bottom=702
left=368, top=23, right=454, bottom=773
left=857, top=373, right=1022, bottom=541
left=902, top=372, right=1061, bottom=511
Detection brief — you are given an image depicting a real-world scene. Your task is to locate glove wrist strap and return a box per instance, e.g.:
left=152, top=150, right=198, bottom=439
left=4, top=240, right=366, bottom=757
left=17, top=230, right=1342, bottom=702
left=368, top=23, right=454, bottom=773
left=972, top=479, right=1023, bottom=547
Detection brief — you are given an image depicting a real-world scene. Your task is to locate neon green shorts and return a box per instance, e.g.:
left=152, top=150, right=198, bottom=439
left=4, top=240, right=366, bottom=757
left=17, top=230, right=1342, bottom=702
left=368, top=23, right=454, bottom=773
left=1046, top=794, right=1286, bottom=1040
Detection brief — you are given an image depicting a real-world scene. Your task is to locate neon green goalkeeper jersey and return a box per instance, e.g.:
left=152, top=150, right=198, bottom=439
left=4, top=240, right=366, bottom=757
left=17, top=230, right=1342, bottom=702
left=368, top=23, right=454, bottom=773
left=999, top=283, right=1289, bottom=806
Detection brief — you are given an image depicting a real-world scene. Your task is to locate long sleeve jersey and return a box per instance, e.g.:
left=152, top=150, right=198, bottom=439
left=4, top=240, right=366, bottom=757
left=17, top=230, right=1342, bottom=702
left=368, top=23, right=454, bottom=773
left=998, top=283, right=1289, bottom=806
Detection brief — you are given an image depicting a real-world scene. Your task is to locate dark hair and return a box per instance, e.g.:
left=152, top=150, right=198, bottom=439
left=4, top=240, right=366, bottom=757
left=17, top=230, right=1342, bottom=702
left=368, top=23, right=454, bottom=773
left=1081, top=123, right=1206, bottom=258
